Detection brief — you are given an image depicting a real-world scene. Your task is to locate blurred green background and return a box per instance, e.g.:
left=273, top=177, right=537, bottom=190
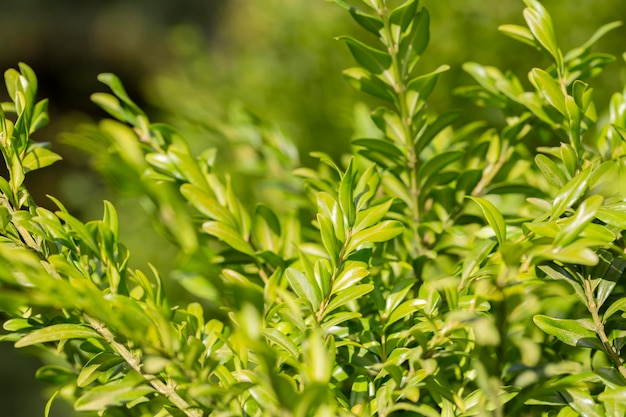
left=1, top=1, right=625, bottom=415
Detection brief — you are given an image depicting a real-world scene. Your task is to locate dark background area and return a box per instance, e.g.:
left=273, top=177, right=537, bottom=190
left=1, top=1, right=625, bottom=415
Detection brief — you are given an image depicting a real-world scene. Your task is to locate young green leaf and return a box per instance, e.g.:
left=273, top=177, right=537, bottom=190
left=523, top=0, right=562, bottom=69
left=285, top=267, right=322, bottom=310
left=553, top=195, right=603, bottom=248
left=529, top=68, right=566, bottom=116
left=202, top=221, right=255, bottom=256
left=467, top=196, right=507, bottom=245
left=346, top=220, right=404, bottom=253
left=22, top=146, right=62, bottom=173
left=74, top=380, right=154, bottom=411
left=323, top=284, right=374, bottom=317
left=15, top=324, right=101, bottom=348
left=536, top=154, right=568, bottom=187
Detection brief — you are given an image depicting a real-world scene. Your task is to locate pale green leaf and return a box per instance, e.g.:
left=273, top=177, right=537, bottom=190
left=346, top=220, right=404, bottom=253
left=468, top=196, right=506, bottom=245
left=324, top=284, right=373, bottom=317
left=15, top=324, right=101, bottom=348
left=22, top=147, right=62, bottom=173
left=202, top=221, right=255, bottom=256
left=285, top=267, right=322, bottom=310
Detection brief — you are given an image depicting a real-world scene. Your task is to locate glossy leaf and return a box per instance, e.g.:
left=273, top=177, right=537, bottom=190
left=324, top=284, right=373, bottom=317
left=553, top=195, right=603, bottom=248
left=202, top=221, right=255, bottom=256
left=22, top=147, right=62, bottom=173
left=550, top=165, right=593, bottom=219
left=468, top=197, right=506, bottom=245
left=523, top=0, right=562, bottom=68
left=286, top=267, right=322, bottom=310
left=346, top=220, right=404, bottom=253
left=384, top=299, right=426, bottom=330
left=529, top=68, right=566, bottom=116
left=533, top=315, right=603, bottom=350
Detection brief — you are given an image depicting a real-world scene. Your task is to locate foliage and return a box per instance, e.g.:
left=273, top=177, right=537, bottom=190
left=1, top=0, right=626, bottom=416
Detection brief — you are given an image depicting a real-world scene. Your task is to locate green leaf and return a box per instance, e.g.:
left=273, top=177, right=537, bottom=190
left=389, top=0, right=419, bottom=34
left=550, top=164, right=593, bottom=219
left=536, top=154, right=567, bottom=187
left=523, top=0, right=562, bottom=68
left=77, top=352, right=125, bottom=388
left=599, top=387, right=626, bottom=402
left=533, top=315, right=603, bottom=349
left=350, top=374, right=370, bottom=409
left=44, top=391, right=59, bottom=417
left=339, top=36, right=392, bottom=79
left=56, top=212, right=100, bottom=255
left=202, top=221, right=255, bottom=256
left=21, top=146, right=62, bottom=173
left=253, top=204, right=281, bottom=253
left=529, top=68, right=566, bottom=116
left=560, top=388, right=605, bottom=417
left=97, top=73, right=144, bottom=116
left=317, top=191, right=344, bottom=243
left=384, top=299, right=426, bottom=330
left=565, top=21, right=623, bottom=62
left=343, top=67, right=394, bottom=102
left=263, top=328, right=299, bottom=360
left=74, top=379, right=154, bottom=411
left=498, top=24, right=539, bottom=49
left=324, top=284, right=374, bottom=317
left=406, top=65, right=449, bottom=116
left=15, top=324, right=101, bottom=348
left=604, top=298, right=626, bottom=321
left=467, top=197, right=506, bottom=245
left=330, top=0, right=383, bottom=35
left=401, top=8, right=430, bottom=72
left=338, top=159, right=357, bottom=225
left=596, top=206, right=626, bottom=229
left=553, top=195, right=603, bottom=248
left=560, top=143, right=578, bottom=177
left=90, top=93, right=130, bottom=123
left=346, top=220, right=404, bottom=253
left=415, top=111, right=461, bottom=154
left=419, top=150, right=463, bottom=185
left=285, top=267, right=322, bottom=310
left=181, top=184, right=236, bottom=226
left=102, top=200, right=119, bottom=242
left=333, top=263, right=369, bottom=293
left=35, top=365, right=75, bottom=384
left=354, top=198, right=394, bottom=233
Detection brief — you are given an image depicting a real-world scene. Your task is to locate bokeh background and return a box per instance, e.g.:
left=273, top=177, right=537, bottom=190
left=1, top=1, right=625, bottom=415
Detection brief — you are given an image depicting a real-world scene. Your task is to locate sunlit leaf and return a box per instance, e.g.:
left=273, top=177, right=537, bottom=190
left=15, top=324, right=101, bottom=348
left=533, top=315, right=603, bottom=350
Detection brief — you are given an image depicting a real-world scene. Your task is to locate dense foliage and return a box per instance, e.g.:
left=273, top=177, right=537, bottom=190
left=1, top=0, right=626, bottom=416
